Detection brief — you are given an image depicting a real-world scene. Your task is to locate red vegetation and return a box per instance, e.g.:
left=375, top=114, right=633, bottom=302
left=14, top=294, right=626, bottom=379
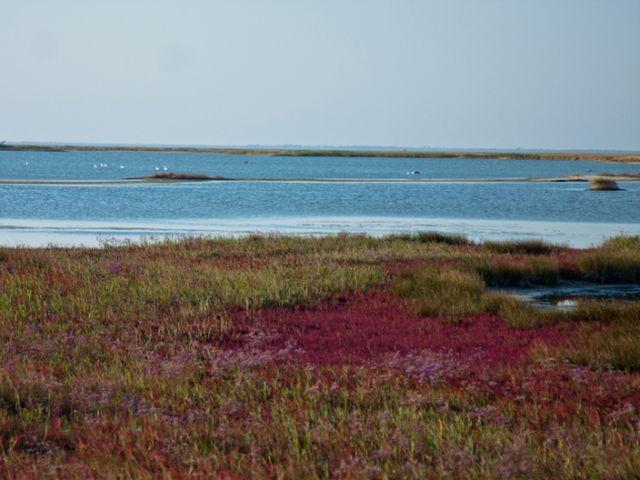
left=221, top=289, right=640, bottom=418
left=242, top=289, right=568, bottom=366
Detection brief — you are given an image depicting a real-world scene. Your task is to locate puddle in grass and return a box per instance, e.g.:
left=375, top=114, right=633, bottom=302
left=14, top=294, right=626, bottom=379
left=504, top=282, right=640, bottom=310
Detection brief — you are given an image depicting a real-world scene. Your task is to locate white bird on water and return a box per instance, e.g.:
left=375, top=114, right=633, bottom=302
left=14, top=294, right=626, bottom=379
left=163, top=166, right=168, bottom=171
left=154, top=166, right=160, bottom=171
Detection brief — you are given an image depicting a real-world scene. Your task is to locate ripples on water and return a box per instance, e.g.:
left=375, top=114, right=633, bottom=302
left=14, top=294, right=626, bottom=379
left=1, top=150, right=639, bottom=246
left=3, top=150, right=640, bottom=181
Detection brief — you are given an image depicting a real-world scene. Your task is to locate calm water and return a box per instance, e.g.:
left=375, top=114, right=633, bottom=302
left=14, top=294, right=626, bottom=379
left=511, top=283, right=640, bottom=310
left=1, top=150, right=639, bottom=247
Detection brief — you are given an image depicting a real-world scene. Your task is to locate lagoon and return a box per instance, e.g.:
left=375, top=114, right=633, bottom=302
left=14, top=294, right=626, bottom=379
left=1, top=150, right=639, bottom=247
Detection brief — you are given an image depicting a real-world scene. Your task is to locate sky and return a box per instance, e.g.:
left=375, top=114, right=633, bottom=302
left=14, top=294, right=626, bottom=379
left=1, top=0, right=639, bottom=150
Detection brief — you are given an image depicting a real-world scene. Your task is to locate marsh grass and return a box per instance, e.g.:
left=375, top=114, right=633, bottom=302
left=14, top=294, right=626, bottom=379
left=482, top=293, right=541, bottom=328
left=392, top=266, right=549, bottom=327
left=545, top=302, right=640, bottom=372
left=464, top=256, right=560, bottom=287
left=391, top=262, right=640, bottom=330
left=392, top=267, right=486, bottom=321
left=483, top=239, right=563, bottom=255
left=567, top=321, right=640, bottom=372
left=602, top=235, right=640, bottom=250
left=554, top=299, right=640, bottom=324
left=529, top=298, right=640, bottom=371
left=388, top=231, right=473, bottom=246
left=577, top=249, right=640, bottom=283
left=2, top=234, right=640, bottom=477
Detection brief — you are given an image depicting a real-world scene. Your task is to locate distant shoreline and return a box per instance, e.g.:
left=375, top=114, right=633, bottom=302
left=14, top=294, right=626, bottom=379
left=1, top=144, right=639, bottom=164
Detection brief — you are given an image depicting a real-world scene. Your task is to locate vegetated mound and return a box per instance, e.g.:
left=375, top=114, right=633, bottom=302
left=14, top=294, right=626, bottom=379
left=590, top=177, right=623, bottom=191
left=133, top=172, right=227, bottom=181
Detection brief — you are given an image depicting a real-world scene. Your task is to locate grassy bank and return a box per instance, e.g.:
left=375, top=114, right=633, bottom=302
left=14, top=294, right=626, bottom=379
left=1, top=234, right=640, bottom=478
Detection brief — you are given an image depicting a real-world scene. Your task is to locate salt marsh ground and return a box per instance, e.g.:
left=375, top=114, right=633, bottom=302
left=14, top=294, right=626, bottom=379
left=1, top=234, right=640, bottom=478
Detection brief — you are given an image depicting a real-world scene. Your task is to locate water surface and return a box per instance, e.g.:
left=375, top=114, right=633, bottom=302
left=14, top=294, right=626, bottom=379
left=1, top=151, right=639, bottom=247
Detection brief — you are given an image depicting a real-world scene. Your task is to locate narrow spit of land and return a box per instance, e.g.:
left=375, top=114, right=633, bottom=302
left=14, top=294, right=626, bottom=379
left=1, top=172, right=639, bottom=185
left=2, top=143, right=640, bottom=163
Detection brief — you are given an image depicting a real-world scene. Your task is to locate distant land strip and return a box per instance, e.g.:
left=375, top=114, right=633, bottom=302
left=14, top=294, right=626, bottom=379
left=1, top=173, right=639, bottom=186
left=1, top=144, right=639, bottom=164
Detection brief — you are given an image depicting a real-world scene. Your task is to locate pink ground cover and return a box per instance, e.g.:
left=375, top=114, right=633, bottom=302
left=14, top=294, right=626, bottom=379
left=249, top=289, right=567, bottom=367
left=219, top=288, right=640, bottom=416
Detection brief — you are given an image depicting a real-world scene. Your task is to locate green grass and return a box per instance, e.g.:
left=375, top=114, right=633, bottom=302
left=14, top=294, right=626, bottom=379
left=467, top=256, right=560, bottom=287
left=577, top=250, right=640, bottom=283
left=392, top=266, right=486, bottom=321
left=602, top=235, right=640, bottom=250
left=576, top=235, right=640, bottom=283
left=560, top=305, right=640, bottom=372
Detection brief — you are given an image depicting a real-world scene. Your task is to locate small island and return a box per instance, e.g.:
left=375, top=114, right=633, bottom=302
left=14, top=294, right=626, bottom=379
left=590, top=177, right=623, bottom=191
left=128, top=172, right=228, bottom=181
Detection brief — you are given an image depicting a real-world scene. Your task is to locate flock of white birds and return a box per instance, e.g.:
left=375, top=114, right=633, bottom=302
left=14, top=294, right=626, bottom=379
left=18, top=160, right=425, bottom=177
left=89, top=163, right=169, bottom=171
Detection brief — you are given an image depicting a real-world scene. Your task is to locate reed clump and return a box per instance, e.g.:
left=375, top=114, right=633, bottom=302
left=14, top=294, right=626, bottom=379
left=387, top=231, right=473, bottom=246
left=392, top=267, right=486, bottom=321
left=464, top=256, right=560, bottom=287
left=483, top=239, right=563, bottom=255
left=577, top=247, right=640, bottom=283
left=562, top=305, right=640, bottom=372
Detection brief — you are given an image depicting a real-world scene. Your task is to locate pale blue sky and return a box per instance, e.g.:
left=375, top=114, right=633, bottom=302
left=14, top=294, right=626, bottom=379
left=1, top=0, right=639, bottom=150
